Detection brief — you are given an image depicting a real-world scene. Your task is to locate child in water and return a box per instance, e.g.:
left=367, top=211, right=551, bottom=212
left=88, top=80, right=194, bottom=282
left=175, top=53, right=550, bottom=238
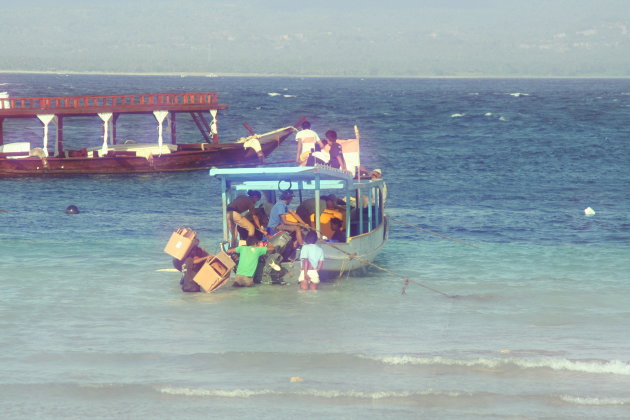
left=298, top=230, right=324, bottom=290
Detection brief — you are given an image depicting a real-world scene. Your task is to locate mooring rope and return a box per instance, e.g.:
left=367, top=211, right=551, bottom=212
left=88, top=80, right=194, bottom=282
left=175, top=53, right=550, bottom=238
left=337, top=258, right=348, bottom=279
left=389, top=217, right=479, bottom=249
left=319, top=237, right=454, bottom=298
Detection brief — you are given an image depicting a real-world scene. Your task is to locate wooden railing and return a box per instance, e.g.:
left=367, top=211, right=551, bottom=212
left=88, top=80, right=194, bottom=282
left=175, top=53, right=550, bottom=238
left=0, top=92, right=221, bottom=111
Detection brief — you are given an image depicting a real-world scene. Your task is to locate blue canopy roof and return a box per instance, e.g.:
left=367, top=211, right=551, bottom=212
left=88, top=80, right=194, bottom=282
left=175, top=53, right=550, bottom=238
left=209, top=165, right=356, bottom=192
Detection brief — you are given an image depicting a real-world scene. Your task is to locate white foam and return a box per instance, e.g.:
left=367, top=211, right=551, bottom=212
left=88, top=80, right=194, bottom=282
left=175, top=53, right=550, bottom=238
left=267, top=92, right=281, bottom=97
left=484, top=112, right=493, bottom=117
left=451, top=113, right=465, bottom=118
left=499, top=116, right=508, bottom=121
left=509, top=93, right=529, bottom=97
left=363, top=355, right=630, bottom=376
left=160, top=387, right=276, bottom=397
left=584, top=207, right=596, bottom=216
left=159, top=386, right=462, bottom=400
left=561, top=395, right=630, bottom=405
left=283, top=94, right=296, bottom=98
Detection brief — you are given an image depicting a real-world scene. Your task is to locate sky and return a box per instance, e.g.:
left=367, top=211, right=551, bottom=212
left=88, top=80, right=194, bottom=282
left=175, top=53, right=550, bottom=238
left=1, top=0, right=629, bottom=77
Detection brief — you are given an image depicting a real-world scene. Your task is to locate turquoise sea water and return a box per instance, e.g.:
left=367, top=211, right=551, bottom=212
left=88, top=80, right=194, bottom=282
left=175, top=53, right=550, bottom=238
left=1, top=74, right=629, bottom=419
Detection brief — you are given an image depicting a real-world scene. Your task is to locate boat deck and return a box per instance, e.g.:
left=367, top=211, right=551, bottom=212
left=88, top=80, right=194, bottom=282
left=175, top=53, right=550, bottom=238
left=0, top=91, right=229, bottom=149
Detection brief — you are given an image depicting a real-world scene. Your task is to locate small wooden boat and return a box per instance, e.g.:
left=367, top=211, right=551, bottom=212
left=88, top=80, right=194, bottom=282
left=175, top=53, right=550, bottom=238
left=0, top=92, right=301, bottom=177
left=209, top=165, right=389, bottom=282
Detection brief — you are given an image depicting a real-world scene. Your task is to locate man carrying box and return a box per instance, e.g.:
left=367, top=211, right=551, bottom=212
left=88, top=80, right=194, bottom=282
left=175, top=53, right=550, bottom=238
left=226, top=190, right=266, bottom=247
left=172, top=239, right=212, bottom=293
left=227, top=236, right=274, bottom=287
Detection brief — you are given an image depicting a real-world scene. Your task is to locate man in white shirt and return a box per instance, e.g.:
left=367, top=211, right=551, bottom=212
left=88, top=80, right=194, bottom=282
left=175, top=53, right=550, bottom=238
left=295, top=121, right=323, bottom=166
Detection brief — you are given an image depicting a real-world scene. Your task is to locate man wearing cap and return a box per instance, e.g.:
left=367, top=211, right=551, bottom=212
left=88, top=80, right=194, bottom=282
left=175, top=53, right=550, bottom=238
left=370, top=169, right=387, bottom=205
left=226, top=190, right=265, bottom=247
left=296, top=196, right=327, bottom=227
left=268, top=190, right=309, bottom=246
left=357, top=166, right=382, bottom=179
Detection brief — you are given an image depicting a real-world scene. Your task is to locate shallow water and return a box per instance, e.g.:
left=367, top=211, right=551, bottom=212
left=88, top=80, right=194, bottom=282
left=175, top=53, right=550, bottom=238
left=1, top=74, right=629, bottom=419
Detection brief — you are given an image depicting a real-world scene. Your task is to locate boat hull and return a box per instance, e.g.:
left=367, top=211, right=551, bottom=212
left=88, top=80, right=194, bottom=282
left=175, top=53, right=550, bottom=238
left=0, top=127, right=295, bottom=177
left=279, top=217, right=389, bottom=282
left=209, top=164, right=389, bottom=287
left=320, top=217, right=389, bottom=274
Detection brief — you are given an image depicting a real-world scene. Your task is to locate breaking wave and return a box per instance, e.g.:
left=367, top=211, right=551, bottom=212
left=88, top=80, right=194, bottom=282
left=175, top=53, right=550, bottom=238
left=560, top=395, right=630, bottom=406
left=159, top=386, right=464, bottom=400
left=160, top=386, right=630, bottom=409
left=362, top=355, right=630, bottom=376
left=267, top=92, right=296, bottom=98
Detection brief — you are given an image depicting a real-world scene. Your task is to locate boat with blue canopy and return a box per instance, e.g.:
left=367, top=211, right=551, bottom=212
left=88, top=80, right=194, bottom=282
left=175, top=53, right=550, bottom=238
left=209, top=164, right=389, bottom=283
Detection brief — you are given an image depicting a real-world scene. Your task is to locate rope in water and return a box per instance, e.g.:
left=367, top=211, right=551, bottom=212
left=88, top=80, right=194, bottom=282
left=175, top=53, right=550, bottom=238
left=389, top=217, right=479, bottom=249
left=319, top=237, right=455, bottom=298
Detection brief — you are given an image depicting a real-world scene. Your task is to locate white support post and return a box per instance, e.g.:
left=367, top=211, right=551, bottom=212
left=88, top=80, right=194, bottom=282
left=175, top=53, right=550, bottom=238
left=0, top=92, right=11, bottom=109
left=210, top=109, right=218, bottom=143
left=153, top=110, right=169, bottom=150
left=354, top=125, right=361, bottom=179
left=37, top=114, right=57, bottom=157
left=98, top=112, right=113, bottom=156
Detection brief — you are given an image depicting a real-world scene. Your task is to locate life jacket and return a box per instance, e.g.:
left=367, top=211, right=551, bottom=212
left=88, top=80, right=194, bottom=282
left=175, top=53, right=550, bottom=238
left=310, top=209, right=345, bottom=239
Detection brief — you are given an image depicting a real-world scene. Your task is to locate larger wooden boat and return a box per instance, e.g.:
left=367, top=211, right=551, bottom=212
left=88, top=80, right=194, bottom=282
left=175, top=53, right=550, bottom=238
left=209, top=165, right=389, bottom=283
left=0, top=92, right=301, bottom=177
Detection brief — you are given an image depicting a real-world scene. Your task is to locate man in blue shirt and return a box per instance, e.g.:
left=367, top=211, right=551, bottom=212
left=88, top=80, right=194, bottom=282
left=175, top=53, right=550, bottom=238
left=268, top=190, right=308, bottom=246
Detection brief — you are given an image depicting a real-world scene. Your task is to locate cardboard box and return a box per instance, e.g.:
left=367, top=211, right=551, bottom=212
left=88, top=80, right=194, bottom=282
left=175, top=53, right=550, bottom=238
left=193, top=251, right=236, bottom=293
left=163, top=227, right=197, bottom=260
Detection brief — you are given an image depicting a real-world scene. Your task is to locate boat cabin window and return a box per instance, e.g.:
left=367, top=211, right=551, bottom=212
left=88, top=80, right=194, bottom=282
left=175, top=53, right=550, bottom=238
left=349, top=183, right=384, bottom=236
left=226, top=180, right=383, bottom=243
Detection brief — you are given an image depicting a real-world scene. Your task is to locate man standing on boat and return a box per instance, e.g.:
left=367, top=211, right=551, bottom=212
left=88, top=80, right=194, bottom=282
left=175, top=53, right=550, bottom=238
left=295, top=121, right=323, bottom=166
left=268, top=190, right=308, bottom=246
left=325, top=130, right=347, bottom=172
left=227, top=190, right=265, bottom=247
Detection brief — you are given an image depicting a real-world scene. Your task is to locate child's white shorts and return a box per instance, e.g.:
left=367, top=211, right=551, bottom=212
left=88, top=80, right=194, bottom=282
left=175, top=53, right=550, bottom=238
left=298, top=269, right=320, bottom=284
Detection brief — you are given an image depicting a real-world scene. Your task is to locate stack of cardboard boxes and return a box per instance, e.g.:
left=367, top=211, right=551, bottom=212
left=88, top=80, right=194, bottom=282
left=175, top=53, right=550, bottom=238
left=163, top=227, right=197, bottom=260
left=193, top=252, right=235, bottom=292
left=164, top=227, right=235, bottom=293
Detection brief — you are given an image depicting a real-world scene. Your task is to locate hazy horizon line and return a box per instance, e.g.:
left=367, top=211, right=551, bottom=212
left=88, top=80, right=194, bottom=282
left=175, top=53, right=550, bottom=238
left=2, top=69, right=630, bottom=80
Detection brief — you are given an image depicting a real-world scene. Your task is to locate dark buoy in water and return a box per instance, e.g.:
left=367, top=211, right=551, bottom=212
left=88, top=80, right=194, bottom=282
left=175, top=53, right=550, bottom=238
left=65, top=205, right=80, bottom=214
